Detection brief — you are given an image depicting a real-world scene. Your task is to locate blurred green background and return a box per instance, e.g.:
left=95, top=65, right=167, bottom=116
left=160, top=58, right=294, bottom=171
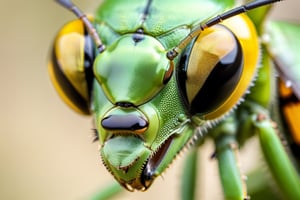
left=0, top=1, right=299, bottom=200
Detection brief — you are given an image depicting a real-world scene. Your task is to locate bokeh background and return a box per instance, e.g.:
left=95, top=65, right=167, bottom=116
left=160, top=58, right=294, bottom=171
left=1, top=0, right=299, bottom=200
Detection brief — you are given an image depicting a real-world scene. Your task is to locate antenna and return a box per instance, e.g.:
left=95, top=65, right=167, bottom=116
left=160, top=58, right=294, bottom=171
left=167, top=0, right=282, bottom=60
left=55, top=0, right=105, bottom=53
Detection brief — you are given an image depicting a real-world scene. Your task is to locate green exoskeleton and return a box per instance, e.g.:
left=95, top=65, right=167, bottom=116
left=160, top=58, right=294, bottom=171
left=48, top=0, right=300, bottom=199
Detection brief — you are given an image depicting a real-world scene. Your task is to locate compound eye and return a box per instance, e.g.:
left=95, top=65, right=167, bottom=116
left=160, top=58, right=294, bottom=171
left=48, top=18, right=95, bottom=115
left=177, top=25, right=243, bottom=119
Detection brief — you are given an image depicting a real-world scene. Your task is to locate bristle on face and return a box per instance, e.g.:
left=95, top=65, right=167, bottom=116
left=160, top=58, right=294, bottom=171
left=92, top=129, right=99, bottom=143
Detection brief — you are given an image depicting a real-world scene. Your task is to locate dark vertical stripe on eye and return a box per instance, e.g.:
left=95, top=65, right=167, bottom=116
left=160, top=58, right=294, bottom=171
left=51, top=47, right=90, bottom=114
left=190, top=37, right=243, bottom=115
left=176, top=42, right=194, bottom=114
left=83, top=26, right=96, bottom=102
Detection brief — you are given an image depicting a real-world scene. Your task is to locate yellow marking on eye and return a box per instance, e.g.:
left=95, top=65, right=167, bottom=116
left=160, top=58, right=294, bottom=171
left=54, top=20, right=89, bottom=101
left=56, top=33, right=88, bottom=100
left=187, top=26, right=235, bottom=102
left=204, top=14, right=259, bottom=120
left=48, top=61, right=87, bottom=115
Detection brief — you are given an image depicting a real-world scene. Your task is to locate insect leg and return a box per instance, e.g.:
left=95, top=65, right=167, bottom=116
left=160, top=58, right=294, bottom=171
left=181, top=148, right=199, bottom=200
left=212, top=116, right=249, bottom=200
left=253, top=113, right=300, bottom=200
